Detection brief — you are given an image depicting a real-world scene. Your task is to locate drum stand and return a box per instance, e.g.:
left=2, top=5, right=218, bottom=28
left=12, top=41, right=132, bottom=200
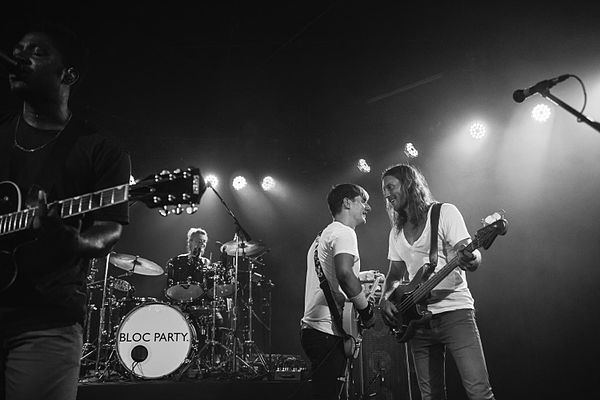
left=240, top=258, right=269, bottom=373
left=195, top=277, right=240, bottom=374
left=80, top=255, right=124, bottom=382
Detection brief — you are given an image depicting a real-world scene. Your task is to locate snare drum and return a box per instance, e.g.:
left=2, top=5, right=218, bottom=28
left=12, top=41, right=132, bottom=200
left=116, top=302, right=196, bottom=379
left=165, top=255, right=208, bottom=302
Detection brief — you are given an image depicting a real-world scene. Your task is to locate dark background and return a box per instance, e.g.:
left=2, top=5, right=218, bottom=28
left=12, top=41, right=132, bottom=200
left=2, top=1, right=600, bottom=398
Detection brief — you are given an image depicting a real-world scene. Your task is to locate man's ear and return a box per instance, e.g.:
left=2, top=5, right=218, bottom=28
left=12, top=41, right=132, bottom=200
left=342, top=198, right=351, bottom=209
left=61, top=67, right=80, bottom=85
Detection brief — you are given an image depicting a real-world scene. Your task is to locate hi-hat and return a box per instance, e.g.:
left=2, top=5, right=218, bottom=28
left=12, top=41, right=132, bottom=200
left=109, top=253, right=164, bottom=276
left=220, top=240, right=266, bottom=256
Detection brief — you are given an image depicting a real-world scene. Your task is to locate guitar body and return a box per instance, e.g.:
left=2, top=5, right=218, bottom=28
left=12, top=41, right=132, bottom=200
left=0, top=181, right=22, bottom=292
left=387, top=265, right=435, bottom=343
left=342, top=303, right=361, bottom=358
left=342, top=271, right=386, bottom=358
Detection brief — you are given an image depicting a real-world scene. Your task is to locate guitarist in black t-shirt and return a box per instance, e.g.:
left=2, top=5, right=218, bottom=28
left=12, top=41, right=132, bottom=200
left=0, top=23, right=130, bottom=400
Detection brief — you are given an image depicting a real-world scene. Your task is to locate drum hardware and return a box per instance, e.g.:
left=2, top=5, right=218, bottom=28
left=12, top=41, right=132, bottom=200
left=240, top=257, right=270, bottom=374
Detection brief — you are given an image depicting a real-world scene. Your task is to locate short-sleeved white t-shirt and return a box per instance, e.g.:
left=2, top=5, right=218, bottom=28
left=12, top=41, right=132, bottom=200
left=302, top=221, right=360, bottom=336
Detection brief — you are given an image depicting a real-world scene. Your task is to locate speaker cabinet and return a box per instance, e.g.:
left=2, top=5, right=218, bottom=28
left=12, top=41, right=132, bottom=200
left=349, top=310, right=420, bottom=400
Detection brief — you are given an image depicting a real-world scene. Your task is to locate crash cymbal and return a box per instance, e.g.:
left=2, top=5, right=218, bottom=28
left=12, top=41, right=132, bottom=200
left=220, top=240, right=266, bottom=257
left=109, top=253, right=164, bottom=276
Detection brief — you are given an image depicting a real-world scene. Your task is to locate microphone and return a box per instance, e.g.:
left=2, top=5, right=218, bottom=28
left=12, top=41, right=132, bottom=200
left=513, top=74, right=571, bottom=103
left=0, top=50, right=27, bottom=74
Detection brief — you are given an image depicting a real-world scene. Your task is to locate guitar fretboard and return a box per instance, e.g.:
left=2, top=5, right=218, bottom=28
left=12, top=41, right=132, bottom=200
left=0, top=184, right=129, bottom=237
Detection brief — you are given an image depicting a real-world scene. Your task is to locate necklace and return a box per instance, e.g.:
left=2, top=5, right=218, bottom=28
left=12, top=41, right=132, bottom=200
left=13, top=113, right=72, bottom=153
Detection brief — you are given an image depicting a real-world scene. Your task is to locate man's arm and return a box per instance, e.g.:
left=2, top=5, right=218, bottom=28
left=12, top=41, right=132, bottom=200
left=379, top=260, right=407, bottom=326
left=334, top=253, right=375, bottom=328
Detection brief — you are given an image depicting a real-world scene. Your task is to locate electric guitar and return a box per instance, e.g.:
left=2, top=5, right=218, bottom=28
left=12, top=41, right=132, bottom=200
left=0, top=167, right=205, bottom=292
left=343, top=270, right=386, bottom=358
left=385, top=212, right=507, bottom=343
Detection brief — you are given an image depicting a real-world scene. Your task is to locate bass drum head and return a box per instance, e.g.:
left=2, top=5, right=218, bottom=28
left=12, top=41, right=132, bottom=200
left=116, top=302, right=195, bottom=379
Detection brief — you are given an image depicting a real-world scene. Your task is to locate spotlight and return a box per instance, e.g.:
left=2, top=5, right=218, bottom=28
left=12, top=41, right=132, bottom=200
left=205, top=174, right=219, bottom=188
left=469, top=121, right=486, bottom=139
left=232, top=176, right=247, bottom=191
left=261, top=176, right=276, bottom=191
left=531, top=104, right=551, bottom=122
left=129, top=175, right=137, bottom=185
left=404, top=143, right=419, bottom=159
left=357, top=159, right=371, bottom=173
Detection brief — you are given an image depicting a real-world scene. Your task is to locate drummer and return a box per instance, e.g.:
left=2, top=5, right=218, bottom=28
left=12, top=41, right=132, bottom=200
left=165, top=227, right=211, bottom=303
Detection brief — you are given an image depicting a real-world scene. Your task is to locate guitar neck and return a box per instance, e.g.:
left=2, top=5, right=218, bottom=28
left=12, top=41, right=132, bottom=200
left=0, top=184, right=129, bottom=237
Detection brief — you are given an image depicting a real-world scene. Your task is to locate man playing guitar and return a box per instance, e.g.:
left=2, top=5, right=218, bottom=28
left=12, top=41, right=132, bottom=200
left=300, top=183, right=376, bottom=400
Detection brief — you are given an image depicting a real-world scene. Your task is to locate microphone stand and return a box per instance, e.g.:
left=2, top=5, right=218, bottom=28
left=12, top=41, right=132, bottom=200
left=208, top=185, right=254, bottom=375
left=541, top=89, right=600, bottom=133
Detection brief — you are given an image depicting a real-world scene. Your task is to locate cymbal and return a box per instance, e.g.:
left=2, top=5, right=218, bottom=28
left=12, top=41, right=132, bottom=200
left=109, top=253, right=164, bottom=276
left=220, top=240, right=266, bottom=257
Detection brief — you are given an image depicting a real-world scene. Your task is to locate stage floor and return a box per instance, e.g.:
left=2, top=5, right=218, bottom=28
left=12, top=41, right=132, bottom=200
left=77, top=378, right=310, bottom=400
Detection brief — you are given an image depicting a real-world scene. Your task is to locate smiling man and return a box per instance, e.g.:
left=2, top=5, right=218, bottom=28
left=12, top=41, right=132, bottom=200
left=300, top=183, right=375, bottom=400
left=379, top=164, right=495, bottom=400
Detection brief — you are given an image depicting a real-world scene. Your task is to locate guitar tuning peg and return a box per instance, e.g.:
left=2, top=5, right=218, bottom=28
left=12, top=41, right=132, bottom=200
left=173, top=168, right=182, bottom=174
left=174, top=205, right=183, bottom=215
left=158, top=206, right=169, bottom=217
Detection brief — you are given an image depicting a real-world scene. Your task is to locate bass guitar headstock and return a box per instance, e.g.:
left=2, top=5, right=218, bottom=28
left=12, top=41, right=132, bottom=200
left=474, top=210, right=508, bottom=250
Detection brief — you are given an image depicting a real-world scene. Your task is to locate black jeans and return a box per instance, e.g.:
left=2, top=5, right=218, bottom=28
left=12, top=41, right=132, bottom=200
left=301, top=328, right=348, bottom=400
left=1, top=324, right=83, bottom=400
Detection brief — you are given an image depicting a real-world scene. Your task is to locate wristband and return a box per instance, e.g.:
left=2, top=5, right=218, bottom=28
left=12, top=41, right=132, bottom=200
left=348, top=291, right=368, bottom=311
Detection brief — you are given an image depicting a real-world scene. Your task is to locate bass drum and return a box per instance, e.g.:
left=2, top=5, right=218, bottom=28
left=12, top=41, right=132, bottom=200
left=116, top=302, right=196, bottom=379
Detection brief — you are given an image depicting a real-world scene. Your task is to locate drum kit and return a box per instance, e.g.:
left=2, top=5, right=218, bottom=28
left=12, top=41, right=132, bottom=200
left=80, top=238, right=273, bottom=382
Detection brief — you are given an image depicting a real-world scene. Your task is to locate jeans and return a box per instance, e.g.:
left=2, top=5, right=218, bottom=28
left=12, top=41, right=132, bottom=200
left=0, top=324, right=83, bottom=400
left=301, top=328, right=348, bottom=400
left=410, top=309, right=495, bottom=400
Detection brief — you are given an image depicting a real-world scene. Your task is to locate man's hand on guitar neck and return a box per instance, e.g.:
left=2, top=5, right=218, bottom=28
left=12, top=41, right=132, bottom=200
left=33, top=190, right=82, bottom=253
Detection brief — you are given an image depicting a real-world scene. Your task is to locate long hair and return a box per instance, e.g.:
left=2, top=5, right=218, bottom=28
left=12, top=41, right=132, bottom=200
left=381, top=164, right=435, bottom=231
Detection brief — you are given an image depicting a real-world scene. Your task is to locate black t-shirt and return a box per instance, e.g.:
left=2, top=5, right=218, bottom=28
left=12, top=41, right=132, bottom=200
left=0, top=111, right=131, bottom=335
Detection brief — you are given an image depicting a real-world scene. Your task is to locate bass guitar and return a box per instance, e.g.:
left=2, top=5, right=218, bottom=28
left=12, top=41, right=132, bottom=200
left=0, top=167, right=205, bottom=292
left=385, top=212, right=507, bottom=343
left=343, top=270, right=386, bottom=358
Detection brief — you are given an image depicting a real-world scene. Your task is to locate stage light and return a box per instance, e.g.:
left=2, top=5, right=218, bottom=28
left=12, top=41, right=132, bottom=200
left=129, top=175, right=137, bottom=185
left=205, top=174, right=219, bottom=188
left=232, top=176, right=247, bottom=191
left=469, top=121, right=486, bottom=139
left=404, top=143, right=419, bottom=158
left=357, top=159, right=371, bottom=173
left=531, top=104, right=551, bottom=122
left=261, top=176, right=276, bottom=191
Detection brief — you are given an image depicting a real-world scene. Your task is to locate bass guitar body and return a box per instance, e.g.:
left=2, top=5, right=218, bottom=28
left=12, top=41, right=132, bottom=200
left=0, top=181, right=22, bottom=292
left=387, top=264, right=435, bottom=343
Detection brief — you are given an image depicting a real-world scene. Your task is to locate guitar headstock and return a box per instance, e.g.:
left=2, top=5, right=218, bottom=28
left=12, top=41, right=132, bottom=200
left=130, top=167, right=206, bottom=216
left=474, top=210, right=508, bottom=250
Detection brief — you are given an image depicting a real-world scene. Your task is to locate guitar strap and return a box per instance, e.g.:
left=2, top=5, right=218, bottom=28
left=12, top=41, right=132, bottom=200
left=429, top=202, right=443, bottom=269
left=312, top=232, right=349, bottom=338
